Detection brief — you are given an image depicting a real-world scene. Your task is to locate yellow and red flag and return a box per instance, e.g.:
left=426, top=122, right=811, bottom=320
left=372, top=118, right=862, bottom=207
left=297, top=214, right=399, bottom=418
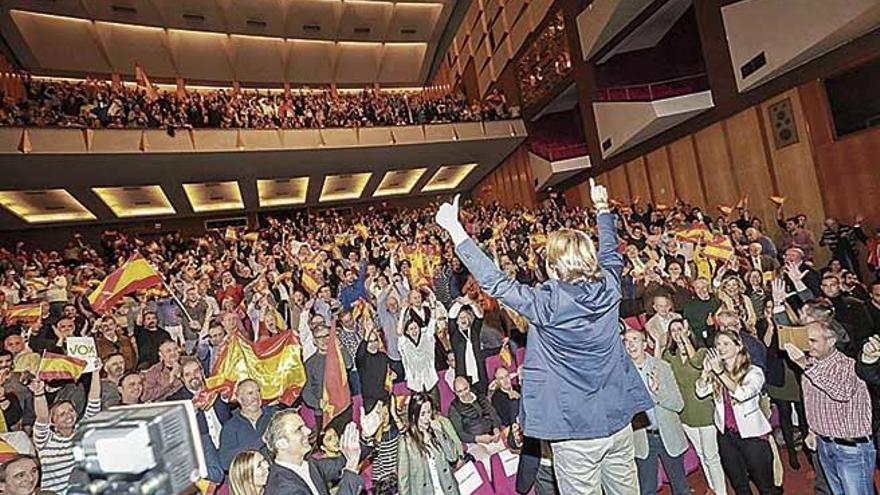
left=703, top=235, right=736, bottom=261
left=204, top=330, right=306, bottom=406
left=134, top=63, right=158, bottom=100
left=0, top=438, right=16, bottom=461
left=87, top=254, right=162, bottom=314
left=38, top=352, right=87, bottom=381
left=3, top=303, right=41, bottom=324
left=322, top=323, right=351, bottom=422
left=675, top=223, right=713, bottom=243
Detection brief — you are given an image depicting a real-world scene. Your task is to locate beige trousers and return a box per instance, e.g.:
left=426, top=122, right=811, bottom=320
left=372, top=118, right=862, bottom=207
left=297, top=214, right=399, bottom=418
left=550, top=424, right=640, bottom=495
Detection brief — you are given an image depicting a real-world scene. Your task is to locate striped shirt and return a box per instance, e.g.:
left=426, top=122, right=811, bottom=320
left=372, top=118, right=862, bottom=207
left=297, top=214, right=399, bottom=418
left=802, top=351, right=872, bottom=439
left=372, top=427, right=399, bottom=484
left=34, top=398, right=101, bottom=494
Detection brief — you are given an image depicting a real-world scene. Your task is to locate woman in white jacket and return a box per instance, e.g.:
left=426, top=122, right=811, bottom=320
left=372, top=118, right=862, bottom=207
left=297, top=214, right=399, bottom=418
left=696, top=330, right=780, bottom=495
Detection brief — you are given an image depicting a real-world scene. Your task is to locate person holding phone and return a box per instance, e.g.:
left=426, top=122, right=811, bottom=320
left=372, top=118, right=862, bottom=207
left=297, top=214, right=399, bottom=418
left=435, top=179, right=653, bottom=494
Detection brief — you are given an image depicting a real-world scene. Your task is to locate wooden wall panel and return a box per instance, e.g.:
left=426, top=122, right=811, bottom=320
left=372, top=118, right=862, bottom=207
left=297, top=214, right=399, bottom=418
left=667, top=136, right=707, bottom=209
left=723, top=108, right=778, bottom=234
left=625, top=157, right=651, bottom=203
left=645, top=147, right=676, bottom=207
left=759, top=88, right=826, bottom=237
left=474, top=145, right=536, bottom=207
left=607, top=165, right=632, bottom=204
left=693, top=123, right=739, bottom=211
left=800, top=80, right=880, bottom=225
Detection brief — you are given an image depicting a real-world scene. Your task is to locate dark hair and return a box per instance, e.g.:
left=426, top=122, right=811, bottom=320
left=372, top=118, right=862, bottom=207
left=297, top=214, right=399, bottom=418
left=664, top=318, right=692, bottom=356
left=406, top=393, right=438, bottom=455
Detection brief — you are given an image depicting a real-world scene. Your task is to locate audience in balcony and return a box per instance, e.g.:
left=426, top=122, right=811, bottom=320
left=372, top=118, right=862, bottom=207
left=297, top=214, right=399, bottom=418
left=0, top=77, right=518, bottom=130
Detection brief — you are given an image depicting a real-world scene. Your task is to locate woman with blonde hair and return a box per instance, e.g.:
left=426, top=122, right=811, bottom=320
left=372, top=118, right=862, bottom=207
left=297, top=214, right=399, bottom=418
left=228, top=450, right=269, bottom=495
left=716, top=273, right=758, bottom=332
left=696, top=331, right=779, bottom=495
left=435, top=181, right=653, bottom=494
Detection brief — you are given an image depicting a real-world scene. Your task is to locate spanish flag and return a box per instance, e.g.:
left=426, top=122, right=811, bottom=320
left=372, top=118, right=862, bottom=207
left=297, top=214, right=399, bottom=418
left=87, top=254, right=162, bottom=314
left=38, top=352, right=87, bottom=381
left=0, top=438, right=16, bottom=462
left=3, top=303, right=41, bottom=324
left=675, top=223, right=713, bottom=243
left=703, top=235, right=736, bottom=261
left=204, top=330, right=306, bottom=406
left=134, top=63, right=158, bottom=100
left=322, top=323, right=351, bottom=422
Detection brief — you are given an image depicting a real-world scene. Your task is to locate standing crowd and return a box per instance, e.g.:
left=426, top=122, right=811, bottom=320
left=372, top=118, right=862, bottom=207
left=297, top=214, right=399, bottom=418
left=0, top=77, right=517, bottom=130
left=0, top=188, right=879, bottom=495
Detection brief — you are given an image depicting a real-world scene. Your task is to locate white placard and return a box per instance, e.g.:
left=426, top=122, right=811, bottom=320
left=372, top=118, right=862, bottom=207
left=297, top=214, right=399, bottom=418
left=498, top=449, right=520, bottom=478
left=66, top=336, right=98, bottom=372
left=454, top=461, right=484, bottom=495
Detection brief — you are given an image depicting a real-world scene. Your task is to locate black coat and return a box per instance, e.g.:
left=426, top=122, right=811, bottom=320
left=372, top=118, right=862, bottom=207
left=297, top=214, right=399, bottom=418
left=264, top=456, right=365, bottom=495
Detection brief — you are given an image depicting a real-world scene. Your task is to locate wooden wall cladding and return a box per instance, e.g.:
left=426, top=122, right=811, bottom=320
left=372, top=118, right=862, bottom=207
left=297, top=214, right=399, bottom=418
left=474, top=145, right=537, bottom=207
left=579, top=85, right=830, bottom=243
left=799, top=79, right=880, bottom=227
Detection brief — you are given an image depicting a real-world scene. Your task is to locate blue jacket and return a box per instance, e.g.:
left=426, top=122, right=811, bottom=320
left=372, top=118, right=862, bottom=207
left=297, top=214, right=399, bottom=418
left=454, top=212, right=653, bottom=440
left=218, top=405, right=277, bottom=470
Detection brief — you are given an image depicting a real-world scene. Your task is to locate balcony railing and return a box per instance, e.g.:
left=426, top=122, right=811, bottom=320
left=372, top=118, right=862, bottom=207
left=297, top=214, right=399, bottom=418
left=529, top=141, right=589, bottom=161
left=594, top=73, right=710, bottom=102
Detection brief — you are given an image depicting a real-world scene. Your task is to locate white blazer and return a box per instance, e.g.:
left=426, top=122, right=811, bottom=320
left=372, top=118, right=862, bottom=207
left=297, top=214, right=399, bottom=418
left=695, top=365, right=770, bottom=439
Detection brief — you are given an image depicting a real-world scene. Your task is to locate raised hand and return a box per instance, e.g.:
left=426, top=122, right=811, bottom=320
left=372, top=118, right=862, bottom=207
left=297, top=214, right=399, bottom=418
left=360, top=404, right=382, bottom=438
left=589, top=178, right=608, bottom=210
left=340, top=422, right=361, bottom=470
left=862, top=335, right=880, bottom=363
left=435, top=194, right=462, bottom=232
left=783, top=342, right=807, bottom=368
left=771, top=278, right=788, bottom=305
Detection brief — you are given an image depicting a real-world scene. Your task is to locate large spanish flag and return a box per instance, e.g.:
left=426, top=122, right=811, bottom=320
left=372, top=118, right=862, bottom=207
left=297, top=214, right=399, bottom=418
left=38, top=352, right=87, bottom=381
left=322, top=323, right=351, bottom=421
left=204, top=330, right=306, bottom=406
left=3, top=303, right=42, bottom=324
left=87, top=254, right=162, bottom=314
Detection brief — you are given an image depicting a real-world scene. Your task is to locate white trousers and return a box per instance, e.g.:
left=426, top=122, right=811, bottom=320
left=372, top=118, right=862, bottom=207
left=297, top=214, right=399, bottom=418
left=550, top=425, right=640, bottom=495
left=682, top=423, right=727, bottom=495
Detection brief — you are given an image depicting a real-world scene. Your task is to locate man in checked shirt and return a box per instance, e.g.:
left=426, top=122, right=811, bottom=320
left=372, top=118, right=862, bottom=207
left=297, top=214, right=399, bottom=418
left=787, top=319, right=875, bottom=495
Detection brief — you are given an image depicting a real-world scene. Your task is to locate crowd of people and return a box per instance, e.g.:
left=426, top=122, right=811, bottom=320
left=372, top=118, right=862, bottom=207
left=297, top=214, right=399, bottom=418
left=0, top=186, right=879, bottom=495
left=0, top=77, right=517, bottom=130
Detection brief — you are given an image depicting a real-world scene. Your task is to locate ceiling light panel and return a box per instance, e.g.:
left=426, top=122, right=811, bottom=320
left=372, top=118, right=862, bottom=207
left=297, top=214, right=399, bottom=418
left=421, top=163, right=478, bottom=192
left=92, top=185, right=176, bottom=218
left=373, top=168, right=426, bottom=197
left=257, top=177, right=309, bottom=207
left=182, top=181, right=244, bottom=212
left=319, top=172, right=371, bottom=202
left=0, top=189, right=96, bottom=223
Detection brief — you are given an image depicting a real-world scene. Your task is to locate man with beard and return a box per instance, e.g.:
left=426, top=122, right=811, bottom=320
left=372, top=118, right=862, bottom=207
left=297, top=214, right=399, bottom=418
left=167, top=357, right=228, bottom=482
left=134, top=309, right=170, bottom=368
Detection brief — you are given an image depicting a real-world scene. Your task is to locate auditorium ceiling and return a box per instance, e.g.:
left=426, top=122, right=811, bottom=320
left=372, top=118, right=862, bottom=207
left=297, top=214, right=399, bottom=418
left=0, top=121, right=526, bottom=230
left=0, top=0, right=467, bottom=85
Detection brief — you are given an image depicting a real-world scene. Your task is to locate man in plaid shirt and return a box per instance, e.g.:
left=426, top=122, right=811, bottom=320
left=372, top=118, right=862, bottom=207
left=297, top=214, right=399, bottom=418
left=790, top=320, right=874, bottom=495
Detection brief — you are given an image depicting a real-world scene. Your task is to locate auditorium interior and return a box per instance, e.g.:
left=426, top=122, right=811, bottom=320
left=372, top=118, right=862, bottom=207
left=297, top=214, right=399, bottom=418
left=0, top=0, right=879, bottom=494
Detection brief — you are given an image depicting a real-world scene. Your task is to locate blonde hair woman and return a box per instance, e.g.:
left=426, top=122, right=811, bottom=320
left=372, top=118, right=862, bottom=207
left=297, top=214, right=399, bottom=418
left=228, top=451, right=269, bottom=495
left=435, top=181, right=653, bottom=494
left=696, top=331, right=779, bottom=495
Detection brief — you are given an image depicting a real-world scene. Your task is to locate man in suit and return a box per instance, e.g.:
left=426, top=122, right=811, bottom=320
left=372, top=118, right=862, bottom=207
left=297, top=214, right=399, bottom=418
left=167, top=357, right=228, bottom=483
left=262, top=409, right=379, bottom=495
left=782, top=248, right=821, bottom=310
left=196, top=324, right=226, bottom=375
left=623, top=329, right=689, bottom=495
left=746, top=242, right=779, bottom=274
